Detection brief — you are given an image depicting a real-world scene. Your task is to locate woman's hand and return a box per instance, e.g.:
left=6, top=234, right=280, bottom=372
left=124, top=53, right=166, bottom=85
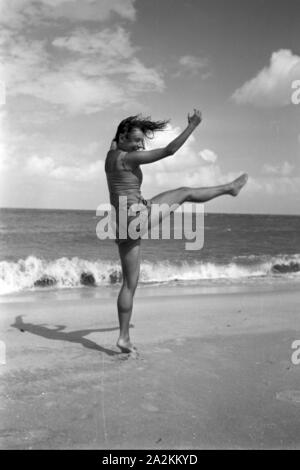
left=188, top=109, right=202, bottom=128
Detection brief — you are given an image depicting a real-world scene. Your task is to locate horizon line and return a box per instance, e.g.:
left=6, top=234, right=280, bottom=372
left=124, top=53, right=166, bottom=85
left=0, top=206, right=299, bottom=217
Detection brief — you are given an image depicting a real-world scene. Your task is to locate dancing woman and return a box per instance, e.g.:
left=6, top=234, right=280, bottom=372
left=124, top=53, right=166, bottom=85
left=105, top=109, right=248, bottom=353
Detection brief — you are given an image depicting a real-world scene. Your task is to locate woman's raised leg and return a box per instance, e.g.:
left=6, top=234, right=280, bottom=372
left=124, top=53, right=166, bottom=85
left=117, top=240, right=141, bottom=353
left=149, top=174, right=248, bottom=207
left=145, top=174, right=248, bottom=230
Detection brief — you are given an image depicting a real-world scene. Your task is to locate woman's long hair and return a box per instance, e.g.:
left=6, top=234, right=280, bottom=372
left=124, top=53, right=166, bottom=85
left=114, top=114, right=169, bottom=143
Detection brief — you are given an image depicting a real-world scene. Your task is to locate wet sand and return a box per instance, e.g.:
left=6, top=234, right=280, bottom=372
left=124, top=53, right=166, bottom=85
left=1, top=285, right=300, bottom=449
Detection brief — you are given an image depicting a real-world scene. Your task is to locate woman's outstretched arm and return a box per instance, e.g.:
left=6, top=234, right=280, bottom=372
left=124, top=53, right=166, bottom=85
left=125, top=109, right=202, bottom=166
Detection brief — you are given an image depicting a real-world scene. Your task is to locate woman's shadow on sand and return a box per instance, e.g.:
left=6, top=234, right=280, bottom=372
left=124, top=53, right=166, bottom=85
left=11, top=315, right=127, bottom=356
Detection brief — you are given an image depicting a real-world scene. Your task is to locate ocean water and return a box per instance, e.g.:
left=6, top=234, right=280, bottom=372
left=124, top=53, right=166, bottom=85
left=0, top=207, right=300, bottom=295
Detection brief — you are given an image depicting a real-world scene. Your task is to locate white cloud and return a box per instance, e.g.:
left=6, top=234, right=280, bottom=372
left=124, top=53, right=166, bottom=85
left=34, top=74, right=125, bottom=114
left=243, top=162, right=300, bottom=196
left=0, top=118, right=105, bottom=179
left=253, top=161, right=300, bottom=196
left=0, top=0, right=137, bottom=29
left=2, top=26, right=165, bottom=114
left=199, top=149, right=218, bottom=163
left=232, top=49, right=300, bottom=107
left=262, top=161, right=293, bottom=176
left=250, top=175, right=300, bottom=196
left=26, top=155, right=54, bottom=175
left=179, top=55, right=208, bottom=71
left=175, top=54, right=210, bottom=78
left=52, top=27, right=135, bottom=58
left=26, top=155, right=104, bottom=182
left=124, top=58, right=164, bottom=92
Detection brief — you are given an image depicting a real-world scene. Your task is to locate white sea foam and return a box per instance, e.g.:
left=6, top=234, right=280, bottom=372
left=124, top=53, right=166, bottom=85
left=0, top=254, right=300, bottom=295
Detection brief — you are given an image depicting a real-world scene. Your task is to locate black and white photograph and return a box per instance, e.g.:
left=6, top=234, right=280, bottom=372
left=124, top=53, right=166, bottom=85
left=0, top=0, right=300, bottom=451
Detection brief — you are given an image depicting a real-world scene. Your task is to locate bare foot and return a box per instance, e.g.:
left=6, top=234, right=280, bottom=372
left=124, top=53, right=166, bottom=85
left=228, top=173, right=248, bottom=196
left=117, top=338, right=137, bottom=354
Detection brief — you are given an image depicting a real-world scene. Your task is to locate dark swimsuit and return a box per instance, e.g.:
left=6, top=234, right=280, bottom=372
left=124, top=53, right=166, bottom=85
left=105, top=151, right=151, bottom=245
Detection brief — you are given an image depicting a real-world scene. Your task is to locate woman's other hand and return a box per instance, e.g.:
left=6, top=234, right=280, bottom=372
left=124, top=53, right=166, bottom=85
left=188, top=109, right=202, bottom=128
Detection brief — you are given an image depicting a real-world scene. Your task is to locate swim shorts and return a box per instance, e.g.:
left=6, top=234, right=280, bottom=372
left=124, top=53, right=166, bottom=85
left=114, top=197, right=151, bottom=246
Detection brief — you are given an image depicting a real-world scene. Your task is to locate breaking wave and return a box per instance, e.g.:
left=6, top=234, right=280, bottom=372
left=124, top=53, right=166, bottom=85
left=0, top=254, right=300, bottom=295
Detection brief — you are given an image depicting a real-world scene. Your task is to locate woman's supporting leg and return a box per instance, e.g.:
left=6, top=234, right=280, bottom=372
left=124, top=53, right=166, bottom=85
left=117, top=239, right=141, bottom=352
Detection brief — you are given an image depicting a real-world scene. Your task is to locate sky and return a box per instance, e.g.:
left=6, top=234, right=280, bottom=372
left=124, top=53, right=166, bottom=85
left=0, top=0, right=300, bottom=214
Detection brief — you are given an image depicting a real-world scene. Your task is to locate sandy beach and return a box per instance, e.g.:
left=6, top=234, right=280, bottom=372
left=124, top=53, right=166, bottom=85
left=1, top=283, right=300, bottom=450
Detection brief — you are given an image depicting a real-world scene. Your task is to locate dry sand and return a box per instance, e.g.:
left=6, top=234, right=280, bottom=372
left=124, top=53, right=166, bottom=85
left=0, top=284, right=300, bottom=449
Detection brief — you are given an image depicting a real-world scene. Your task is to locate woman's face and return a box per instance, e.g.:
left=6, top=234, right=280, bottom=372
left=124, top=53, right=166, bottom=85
left=119, top=127, right=145, bottom=152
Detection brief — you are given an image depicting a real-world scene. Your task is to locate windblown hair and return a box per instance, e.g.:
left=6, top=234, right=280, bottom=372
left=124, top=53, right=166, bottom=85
left=114, top=114, right=169, bottom=142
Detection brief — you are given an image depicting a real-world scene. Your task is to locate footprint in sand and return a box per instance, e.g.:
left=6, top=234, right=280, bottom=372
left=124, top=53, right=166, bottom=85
left=276, top=390, right=300, bottom=404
